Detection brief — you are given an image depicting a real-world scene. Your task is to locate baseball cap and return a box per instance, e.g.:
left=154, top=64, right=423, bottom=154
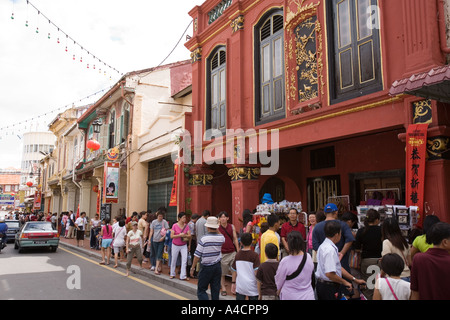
left=324, top=203, right=338, bottom=213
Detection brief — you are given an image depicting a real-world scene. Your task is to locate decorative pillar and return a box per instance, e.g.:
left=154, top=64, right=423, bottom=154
left=227, top=166, right=261, bottom=230
left=79, top=180, right=92, bottom=219
left=188, top=165, right=214, bottom=216
left=66, top=183, right=78, bottom=213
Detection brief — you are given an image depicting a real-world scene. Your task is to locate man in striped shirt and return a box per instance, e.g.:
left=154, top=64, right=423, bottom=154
left=190, top=216, right=225, bottom=300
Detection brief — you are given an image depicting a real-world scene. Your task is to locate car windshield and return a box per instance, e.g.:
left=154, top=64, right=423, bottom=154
left=24, top=223, right=54, bottom=232
left=6, top=221, right=20, bottom=228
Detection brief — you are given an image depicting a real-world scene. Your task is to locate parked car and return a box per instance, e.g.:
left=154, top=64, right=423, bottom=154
left=5, top=220, right=20, bottom=243
left=14, top=221, right=59, bottom=253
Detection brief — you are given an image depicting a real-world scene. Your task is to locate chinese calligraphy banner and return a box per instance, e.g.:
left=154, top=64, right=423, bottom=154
left=405, top=123, right=428, bottom=228
left=169, top=161, right=178, bottom=207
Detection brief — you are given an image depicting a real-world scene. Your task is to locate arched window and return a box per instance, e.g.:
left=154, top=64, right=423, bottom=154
left=206, top=47, right=226, bottom=131
left=255, top=9, right=285, bottom=125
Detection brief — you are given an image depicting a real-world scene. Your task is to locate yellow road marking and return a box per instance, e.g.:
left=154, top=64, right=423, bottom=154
left=60, top=246, right=188, bottom=300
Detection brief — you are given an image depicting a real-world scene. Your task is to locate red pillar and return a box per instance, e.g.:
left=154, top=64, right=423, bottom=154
left=188, top=166, right=214, bottom=216
left=227, top=166, right=261, bottom=231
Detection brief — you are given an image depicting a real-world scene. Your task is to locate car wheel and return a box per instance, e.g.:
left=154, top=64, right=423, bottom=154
left=51, top=246, right=57, bottom=252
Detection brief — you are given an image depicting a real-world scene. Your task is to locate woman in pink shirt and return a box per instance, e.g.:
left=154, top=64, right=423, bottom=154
left=100, top=218, right=114, bottom=265
left=170, top=212, right=191, bottom=280
left=306, top=213, right=317, bottom=255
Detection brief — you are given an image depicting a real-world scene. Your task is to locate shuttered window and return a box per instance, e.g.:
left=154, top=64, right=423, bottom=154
left=327, top=0, right=382, bottom=103
left=255, top=9, right=285, bottom=125
left=206, top=47, right=226, bottom=132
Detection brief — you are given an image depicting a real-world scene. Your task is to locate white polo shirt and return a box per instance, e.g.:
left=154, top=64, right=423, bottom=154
left=315, top=237, right=342, bottom=282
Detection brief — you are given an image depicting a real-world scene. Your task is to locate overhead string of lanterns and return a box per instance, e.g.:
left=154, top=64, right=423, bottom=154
left=0, top=86, right=113, bottom=141
left=10, top=0, right=124, bottom=80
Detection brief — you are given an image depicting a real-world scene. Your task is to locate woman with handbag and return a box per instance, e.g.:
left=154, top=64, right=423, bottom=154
left=275, top=231, right=315, bottom=300
left=381, top=218, right=411, bottom=282
left=170, top=212, right=191, bottom=280
left=149, top=210, right=170, bottom=275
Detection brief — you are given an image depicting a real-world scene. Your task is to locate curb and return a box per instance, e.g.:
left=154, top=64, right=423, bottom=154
left=59, top=241, right=234, bottom=300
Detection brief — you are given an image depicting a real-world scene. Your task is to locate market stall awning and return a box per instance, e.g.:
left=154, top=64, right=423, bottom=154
left=389, top=64, right=450, bottom=103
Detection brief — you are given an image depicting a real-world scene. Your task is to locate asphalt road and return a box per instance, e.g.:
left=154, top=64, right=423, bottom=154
left=0, top=243, right=197, bottom=300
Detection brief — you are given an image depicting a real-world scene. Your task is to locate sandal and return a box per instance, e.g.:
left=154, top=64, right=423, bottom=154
left=155, top=270, right=161, bottom=275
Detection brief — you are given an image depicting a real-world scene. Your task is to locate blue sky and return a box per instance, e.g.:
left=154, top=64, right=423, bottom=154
left=0, top=0, right=202, bottom=169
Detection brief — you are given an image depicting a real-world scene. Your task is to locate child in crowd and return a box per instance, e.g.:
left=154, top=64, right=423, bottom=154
left=256, top=243, right=279, bottom=300
left=231, top=233, right=260, bottom=300
left=373, top=253, right=411, bottom=300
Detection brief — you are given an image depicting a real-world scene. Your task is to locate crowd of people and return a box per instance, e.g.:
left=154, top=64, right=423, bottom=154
left=7, top=201, right=449, bottom=301
left=188, top=202, right=450, bottom=301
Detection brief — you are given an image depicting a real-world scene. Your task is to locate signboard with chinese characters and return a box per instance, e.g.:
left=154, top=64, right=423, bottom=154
left=405, top=124, right=428, bottom=228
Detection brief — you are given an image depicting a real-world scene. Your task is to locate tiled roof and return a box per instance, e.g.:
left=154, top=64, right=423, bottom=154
left=0, top=174, right=21, bottom=185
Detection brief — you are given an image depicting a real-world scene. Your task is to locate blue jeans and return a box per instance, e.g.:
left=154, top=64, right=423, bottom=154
left=197, top=262, right=222, bottom=300
left=151, top=239, right=165, bottom=261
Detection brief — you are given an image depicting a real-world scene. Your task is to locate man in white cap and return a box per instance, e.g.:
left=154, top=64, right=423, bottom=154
left=190, top=216, right=225, bottom=300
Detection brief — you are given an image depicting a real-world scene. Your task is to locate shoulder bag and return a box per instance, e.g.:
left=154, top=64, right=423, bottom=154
left=286, top=252, right=308, bottom=280
left=385, top=278, right=399, bottom=300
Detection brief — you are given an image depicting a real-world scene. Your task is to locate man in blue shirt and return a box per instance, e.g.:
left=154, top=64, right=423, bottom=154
left=312, top=203, right=355, bottom=273
left=0, top=217, right=8, bottom=248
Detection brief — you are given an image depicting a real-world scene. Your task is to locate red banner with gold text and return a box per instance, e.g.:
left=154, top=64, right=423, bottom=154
left=405, top=124, right=428, bottom=228
left=169, top=160, right=179, bottom=207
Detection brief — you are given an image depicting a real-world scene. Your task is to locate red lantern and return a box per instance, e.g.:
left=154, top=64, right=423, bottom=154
left=92, top=185, right=99, bottom=193
left=87, top=139, right=100, bottom=152
left=26, top=181, right=33, bottom=187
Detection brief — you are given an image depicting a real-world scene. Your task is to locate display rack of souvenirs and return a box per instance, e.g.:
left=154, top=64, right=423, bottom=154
left=356, top=205, right=418, bottom=238
left=252, top=195, right=302, bottom=245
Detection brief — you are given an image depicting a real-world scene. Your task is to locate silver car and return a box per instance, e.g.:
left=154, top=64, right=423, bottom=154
left=15, top=221, right=59, bottom=253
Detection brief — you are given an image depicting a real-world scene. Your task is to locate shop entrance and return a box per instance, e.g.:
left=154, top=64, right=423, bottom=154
left=349, top=169, right=405, bottom=207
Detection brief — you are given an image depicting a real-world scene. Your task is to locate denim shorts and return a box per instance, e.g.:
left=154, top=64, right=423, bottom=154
left=101, top=238, right=113, bottom=248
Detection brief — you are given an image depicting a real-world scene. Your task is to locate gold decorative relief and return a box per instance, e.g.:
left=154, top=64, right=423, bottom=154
left=190, top=47, right=202, bottom=63
left=413, top=99, right=432, bottom=124
left=427, top=136, right=450, bottom=160
left=189, top=173, right=214, bottom=186
left=228, top=167, right=260, bottom=181
left=285, top=1, right=323, bottom=113
left=231, top=15, right=244, bottom=33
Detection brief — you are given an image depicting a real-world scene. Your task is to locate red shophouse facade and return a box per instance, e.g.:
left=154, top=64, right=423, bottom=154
left=180, top=0, right=450, bottom=229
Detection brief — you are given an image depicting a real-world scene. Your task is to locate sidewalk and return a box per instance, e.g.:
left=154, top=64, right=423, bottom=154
left=59, top=236, right=235, bottom=300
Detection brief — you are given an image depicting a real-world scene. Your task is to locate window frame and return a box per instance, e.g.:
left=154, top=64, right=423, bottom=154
left=254, top=8, right=286, bottom=126
left=206, top=46, right=227, bottom=133
left=326, top=0, right=383, bottom=104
